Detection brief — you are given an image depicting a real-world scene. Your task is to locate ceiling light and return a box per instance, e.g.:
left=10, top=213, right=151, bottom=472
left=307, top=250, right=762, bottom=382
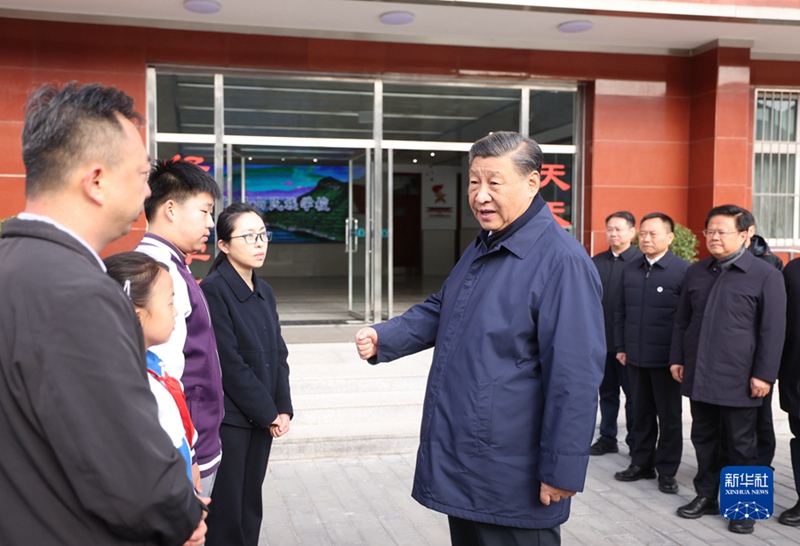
left=412, top=159, right=418, bottom=164
left=379, top=11, right=414, bottom=25
left=558, top=20, right=593, bottom=33
left=313, top=158, right=318, bottom=163
left=184, top=0, right=221, bottom=14
left=247, top=156, right=252, bottom=160
left=430, top=152, right=435, bottom=157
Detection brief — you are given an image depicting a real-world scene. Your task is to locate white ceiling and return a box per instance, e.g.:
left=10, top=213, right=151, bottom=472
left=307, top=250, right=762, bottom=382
left=2, top=0, right=800, bottom=60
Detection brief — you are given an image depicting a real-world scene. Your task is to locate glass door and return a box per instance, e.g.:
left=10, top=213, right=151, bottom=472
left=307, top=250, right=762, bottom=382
left=347, top=150, right=370, bottom=321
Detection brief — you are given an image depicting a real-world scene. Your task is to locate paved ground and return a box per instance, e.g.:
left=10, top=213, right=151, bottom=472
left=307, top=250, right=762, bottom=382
left=256, top=340, right=800, bottom=545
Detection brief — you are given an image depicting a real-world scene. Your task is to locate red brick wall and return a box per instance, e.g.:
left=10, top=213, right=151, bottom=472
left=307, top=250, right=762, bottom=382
left=1, top=17, right=796, bottom=258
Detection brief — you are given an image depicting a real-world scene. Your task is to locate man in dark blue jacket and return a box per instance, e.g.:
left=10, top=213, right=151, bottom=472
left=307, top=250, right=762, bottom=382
left=612, top=213, right=689, bottom=495
left=670, top=205, right=786, bottom=535
left=355, top=132, right=605, bottom=545
left=590, top=211, right=641, bottom=456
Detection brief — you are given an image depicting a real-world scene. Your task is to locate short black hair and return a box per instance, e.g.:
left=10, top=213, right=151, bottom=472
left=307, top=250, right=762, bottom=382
left=605, top=211, right=635, bottom=228
left=468, top=131, right=543, bottom=176
left=705, top=204, right=752, bottom=231
left=640, top=212, right=675, bottom=233
left=144, top=159, right=222, bottom=222
left=22, top=82, right=141, bottom=198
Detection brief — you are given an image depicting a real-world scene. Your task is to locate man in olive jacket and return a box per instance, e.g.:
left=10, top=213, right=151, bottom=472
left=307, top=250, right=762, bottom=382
left=356, top=132, right=605, bottom=545
left=0, top=83, right=207, bottom=545
left=670, top=205, right=786, bottom=536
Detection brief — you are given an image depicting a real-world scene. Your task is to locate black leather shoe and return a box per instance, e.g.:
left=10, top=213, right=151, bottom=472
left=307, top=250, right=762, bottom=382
left=614, top=465, right=656, bottom=482
left=779, top=501, right=800, bottom=526
left=657, top=474, right=679, bottom=494
left=589, top=440, right=619, bottom=456
left=728, top=519, right=755, bottom=534
left=677, top=496, right=719, bottom=519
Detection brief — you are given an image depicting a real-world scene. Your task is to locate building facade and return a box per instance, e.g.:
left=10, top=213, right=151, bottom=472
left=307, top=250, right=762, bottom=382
left=1, top=2, right=799, bottom=319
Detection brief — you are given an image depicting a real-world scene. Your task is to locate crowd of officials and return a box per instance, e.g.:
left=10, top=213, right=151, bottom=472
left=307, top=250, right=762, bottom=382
left=1, top=80, right=799, bottom=546
left=590, top=206, right=800, bottom=536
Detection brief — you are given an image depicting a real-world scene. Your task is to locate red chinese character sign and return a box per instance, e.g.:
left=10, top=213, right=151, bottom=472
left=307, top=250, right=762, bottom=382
left=539, top=160, right=572, bottom=230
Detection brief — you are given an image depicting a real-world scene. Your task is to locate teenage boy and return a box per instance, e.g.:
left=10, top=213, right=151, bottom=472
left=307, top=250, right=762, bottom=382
left=138, top=159, right=224, bottom=495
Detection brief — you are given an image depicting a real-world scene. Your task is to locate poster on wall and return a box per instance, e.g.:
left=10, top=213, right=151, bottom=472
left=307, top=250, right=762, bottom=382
left=421, top=168, right=457, bottom=230
left=233, top=164, right=365, bottom=243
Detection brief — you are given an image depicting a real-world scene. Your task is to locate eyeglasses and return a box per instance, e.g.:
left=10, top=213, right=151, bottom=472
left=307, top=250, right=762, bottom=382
left=605, top=226, right=630, bottom=233
left=230, top=231, right=273, bottom=244
left=702, top=229, right=741, bottom=238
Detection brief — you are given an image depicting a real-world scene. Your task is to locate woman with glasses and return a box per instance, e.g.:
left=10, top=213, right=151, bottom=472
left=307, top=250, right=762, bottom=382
left=200, top=202, right=293, bottom=546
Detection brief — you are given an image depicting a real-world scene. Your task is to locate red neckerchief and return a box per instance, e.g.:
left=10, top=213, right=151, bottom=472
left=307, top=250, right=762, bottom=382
left=147, top=368, right=196, bottom=449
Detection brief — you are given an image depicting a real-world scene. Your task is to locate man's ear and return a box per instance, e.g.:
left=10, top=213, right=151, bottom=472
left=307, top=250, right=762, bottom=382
left=528, top=170, right=541, bottom=195
left=164, top=199, right=178, bottom=223
left=80, top=163, right=105, bottom=206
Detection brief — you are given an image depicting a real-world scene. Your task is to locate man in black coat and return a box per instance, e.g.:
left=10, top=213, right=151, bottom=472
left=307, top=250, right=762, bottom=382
left=613, top=213, right=689, bottom=494
left=590, top=211, right=642, bottom=456
left=0, top=83, right=208, bottom=544
left=742, top=215, right=784, bottom=468
left=670, top=205, right=786, bottom=535
left=778, top=258, right=800, bottom=526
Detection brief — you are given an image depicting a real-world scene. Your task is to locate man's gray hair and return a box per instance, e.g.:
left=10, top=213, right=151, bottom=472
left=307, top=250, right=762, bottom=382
left=468, top=131, right=543, bottom=177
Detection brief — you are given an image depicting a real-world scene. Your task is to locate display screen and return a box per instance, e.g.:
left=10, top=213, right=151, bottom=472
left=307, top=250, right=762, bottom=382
left=234, top=164, right=365, bottom=243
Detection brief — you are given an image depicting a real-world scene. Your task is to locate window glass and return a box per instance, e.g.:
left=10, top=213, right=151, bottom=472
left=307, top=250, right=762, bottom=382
left=156, top=74, right=214, bottom=134
left=383, top=83, right=520, bottom=142
left=530, top=90, right=575, bottom=145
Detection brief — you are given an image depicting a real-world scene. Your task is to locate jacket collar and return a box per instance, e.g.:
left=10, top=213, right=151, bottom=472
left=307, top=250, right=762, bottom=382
left=474, top=194, right=552, bottom=260
left=1, top=218, right=104, bottom=271
left=218, top=258, right=264, bottom=302
left=708, top=246, right=755, bottom=273
left=616, top=245, right=641, bottom=261
left=638, top=248, right=677, bottom=270
left=140, top=233, right=187, bottom=267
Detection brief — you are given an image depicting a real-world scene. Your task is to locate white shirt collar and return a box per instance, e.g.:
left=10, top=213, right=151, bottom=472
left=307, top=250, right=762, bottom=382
left=16, top=212, right=106, bottom=271
left=646, top=251, right=668, bottom=266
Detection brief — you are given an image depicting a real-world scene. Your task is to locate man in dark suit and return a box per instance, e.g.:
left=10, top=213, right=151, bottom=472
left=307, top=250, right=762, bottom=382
left=743, top=214, right=783, bottom=468
left=778, top=258, right=800, bottom=526
left=670, top=204, right=786, bottom=536
left=613, top=213, right=689, bottom=494
left=590, top=211, right=642, bottom=456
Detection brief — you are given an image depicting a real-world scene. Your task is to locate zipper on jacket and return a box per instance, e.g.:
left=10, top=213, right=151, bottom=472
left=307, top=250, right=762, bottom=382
left=638, top=262, right=652, bottom=364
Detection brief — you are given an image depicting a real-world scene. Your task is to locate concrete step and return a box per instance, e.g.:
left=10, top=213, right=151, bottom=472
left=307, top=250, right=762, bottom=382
left=270, top=343, right=433, bottom=460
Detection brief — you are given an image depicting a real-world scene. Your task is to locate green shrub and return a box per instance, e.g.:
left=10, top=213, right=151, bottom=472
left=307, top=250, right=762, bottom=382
left=671, top=223, right=700, bottom=263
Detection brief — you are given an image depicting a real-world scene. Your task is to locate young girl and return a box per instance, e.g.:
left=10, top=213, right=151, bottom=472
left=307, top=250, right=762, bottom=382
left=104, top=251, right=198, bottom=488
left=200, top=203, right=293, bottom=546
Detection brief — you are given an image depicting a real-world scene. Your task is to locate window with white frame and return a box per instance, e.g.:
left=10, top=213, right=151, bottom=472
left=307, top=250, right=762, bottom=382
left=754, top=89, right=799, bottom=248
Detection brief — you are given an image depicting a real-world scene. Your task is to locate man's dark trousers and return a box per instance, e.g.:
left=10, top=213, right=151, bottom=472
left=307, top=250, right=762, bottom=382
left=627, top=365, right=682, bottom=476
left=448, top=516, right=560, bottom=546
left=690, top=400, right=758, bottom=498
left=757, top=389, right=776, bottom=466
left=598, top=352, right=634, bottom=448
